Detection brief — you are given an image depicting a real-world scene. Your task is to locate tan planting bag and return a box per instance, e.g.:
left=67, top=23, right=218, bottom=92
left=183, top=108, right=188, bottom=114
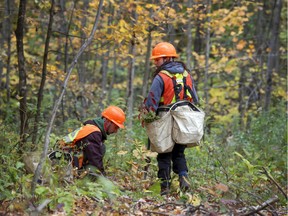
left=170, top=101, right=205, bottom=146
left=145, top=108, right=174, bottom=153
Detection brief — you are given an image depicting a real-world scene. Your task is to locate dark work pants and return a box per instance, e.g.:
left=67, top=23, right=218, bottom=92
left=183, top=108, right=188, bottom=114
left=157, top=144, right=188, bottom=186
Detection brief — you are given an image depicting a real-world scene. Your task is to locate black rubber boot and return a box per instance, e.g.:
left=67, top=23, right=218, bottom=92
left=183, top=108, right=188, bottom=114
left=179, top=175, right=191, bottom=192
left=160, top=181, right=170, bottom=196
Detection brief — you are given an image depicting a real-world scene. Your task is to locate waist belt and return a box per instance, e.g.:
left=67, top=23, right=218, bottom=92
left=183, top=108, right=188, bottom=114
left=157, top=101, right=200, bottom=113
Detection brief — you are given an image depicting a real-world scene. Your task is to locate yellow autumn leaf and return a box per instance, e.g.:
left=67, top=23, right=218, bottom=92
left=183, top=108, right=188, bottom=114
left=117, top=150, right=128, bottom=155
left=215, top=183, right=229, bottom=192
left=185, top=192, right=201, bottom=206
left=219, top=56, right=228, bottom=64
left=16, top=95, right=23, bottom=100
left=224, top=59, right=237, bottom=73
left=274, top=88, right=287, bottom=99
left=236, top=40, right=247, bottom=50
left=89, top=1, right=98, bottom=8
left=144, top=151, right=157, bottom=158
left=249, top=44, right=255, bottom=49
left=218, top=26, right=225, bottom=33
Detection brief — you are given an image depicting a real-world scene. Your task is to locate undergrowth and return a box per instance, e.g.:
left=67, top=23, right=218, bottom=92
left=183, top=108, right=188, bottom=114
left=0, top=104, right=286, bottom=214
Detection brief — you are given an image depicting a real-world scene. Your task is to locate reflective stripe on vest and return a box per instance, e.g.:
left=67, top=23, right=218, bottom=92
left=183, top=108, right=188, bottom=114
left=62, top=124, right=100, bottom=147
left=159, top=70, right=194, bottom=105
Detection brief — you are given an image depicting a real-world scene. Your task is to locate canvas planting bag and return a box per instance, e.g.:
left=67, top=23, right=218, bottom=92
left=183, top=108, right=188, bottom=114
left=145, top=109, right=174, bottom=153
left=170, top=101, right=205, bottom=146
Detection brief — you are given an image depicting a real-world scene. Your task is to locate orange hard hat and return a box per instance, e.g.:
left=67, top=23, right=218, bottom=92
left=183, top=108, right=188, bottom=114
left=150, top=42, right=178, bottom=60
left=102, top=106, right=126, bottom=128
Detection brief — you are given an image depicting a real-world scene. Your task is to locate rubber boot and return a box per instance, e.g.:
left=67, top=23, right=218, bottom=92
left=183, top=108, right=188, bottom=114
left=179, top=175, right=191, bottom=192
left=160, top=180, right=170, bottom=196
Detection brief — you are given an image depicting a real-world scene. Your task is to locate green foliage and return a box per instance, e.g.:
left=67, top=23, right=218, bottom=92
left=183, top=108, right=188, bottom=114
left=35, top=186, right=75, bottom=214
left=0, top=125, right=25, bottom=201
left=138, top=104, right=160, bottom=124
left=185, top=103, right=287, bottom=206
left=34, top=166, right=122, bottom=215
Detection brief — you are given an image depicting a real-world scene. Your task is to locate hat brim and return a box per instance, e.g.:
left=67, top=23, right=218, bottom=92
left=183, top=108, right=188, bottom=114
left=150, top=54, right=178, bottom=60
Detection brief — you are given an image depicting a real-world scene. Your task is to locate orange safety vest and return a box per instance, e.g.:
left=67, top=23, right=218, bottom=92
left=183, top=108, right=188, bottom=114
left=58, top=124, right=101, bottom=169
left=59, top=124, right=101, bottom=149
left=158, top=70, right=196, bottom=105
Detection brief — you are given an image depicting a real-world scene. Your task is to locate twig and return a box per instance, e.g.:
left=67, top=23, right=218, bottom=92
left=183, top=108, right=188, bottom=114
left=262, top=167, right=287, bottom=200
left=142, top=210, right=172, bottom=216
left=242, top=196, right=279, bottom=216
left=153, top=202, right=186, bottom=209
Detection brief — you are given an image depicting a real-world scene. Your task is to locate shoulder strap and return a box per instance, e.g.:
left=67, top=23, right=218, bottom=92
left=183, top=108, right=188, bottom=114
left=182, top=71, right=198, bottom=103
left=159, top=70, right=173, bottom=77
left=159, top=70, right=182, bottom=102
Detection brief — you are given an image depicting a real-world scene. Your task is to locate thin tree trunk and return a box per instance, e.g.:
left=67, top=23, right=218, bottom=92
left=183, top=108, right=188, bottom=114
left=142, top=31, right=152, bottom=97
left=255, top=0, right=267, bottom=108
left=15, top=0, right=28, bottom=147
left=264, top=0, right=282, bottom=111
left=100, top=3, right=113, bottom=109
left=238, top=68, right=245, bottom=129
left=204, top=0, right=211, bottom=109
left=4, top=0, right=12, bottom=102
left=108, top=48, right=117, bottom=103
left=186, top=0, right=193, bottom=70
left=126, top=4, right=137, bottom=129
left=61, top=0, right=76, bottom=122
left=78, top=0, right=89, bottom=83
left=31, top=0, right=104, bottom=196
left=0, top=3, right=4, bottom=91
left=32, top=0, right=55, bottom=145
left=193, top=4, right=205, bottom=80
left=127, top=33, right=136, bottom=129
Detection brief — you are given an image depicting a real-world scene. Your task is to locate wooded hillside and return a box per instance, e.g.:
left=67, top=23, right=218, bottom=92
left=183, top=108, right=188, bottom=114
left=0, top=0, right=287, bottom=215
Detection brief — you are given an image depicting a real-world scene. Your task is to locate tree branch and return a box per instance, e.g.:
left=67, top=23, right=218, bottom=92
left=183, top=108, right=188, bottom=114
left=262, top=167, right=287, bottom=200
left=242, top=196, right=279, bottom=216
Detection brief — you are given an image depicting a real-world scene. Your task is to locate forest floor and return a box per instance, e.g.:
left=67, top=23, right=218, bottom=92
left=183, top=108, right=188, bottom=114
left=1, top=160, right=286, bottom=216
left=1, top=178, right=286, bottom=216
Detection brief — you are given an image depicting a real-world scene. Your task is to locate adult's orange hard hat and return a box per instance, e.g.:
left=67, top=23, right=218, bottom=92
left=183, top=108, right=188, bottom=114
left=150, top=42, right=178, bottom=60
left=102, top=106, right=126, bottom=128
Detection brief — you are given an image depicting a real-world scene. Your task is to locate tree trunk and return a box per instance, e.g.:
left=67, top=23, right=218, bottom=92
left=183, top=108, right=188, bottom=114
left=204, top=0, right=211, bottom=109
left=15, top=0, right=28, bottom=148
left=186, top=0, right=193, bottom=70
left=32, top=0, right=55, bottom=145
left=264, top=0, right=282, bottom=111
left=126, top=34, right=136, bottom=129
left=108, top=48, right=117, bottom=103
left=99, top=2, right=114, bottom=109
left=142, top=31, right=152, bottom=97
left=61, top=0, right=76, bottom=122
left=77, top=0, right=89, bottom=83
left=193, top=5, right=204, bottom=80
left=255, top=0, right=268, bottom=108
left=238, top=68, right=245, bottom=129
left=126, top=5, right=137, bottom=129
left=4, top=0, right=13, bottom=102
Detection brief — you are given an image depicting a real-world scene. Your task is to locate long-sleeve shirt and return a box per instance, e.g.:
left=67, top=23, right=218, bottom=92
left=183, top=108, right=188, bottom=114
left=75, top=117, right=107, bottom=174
